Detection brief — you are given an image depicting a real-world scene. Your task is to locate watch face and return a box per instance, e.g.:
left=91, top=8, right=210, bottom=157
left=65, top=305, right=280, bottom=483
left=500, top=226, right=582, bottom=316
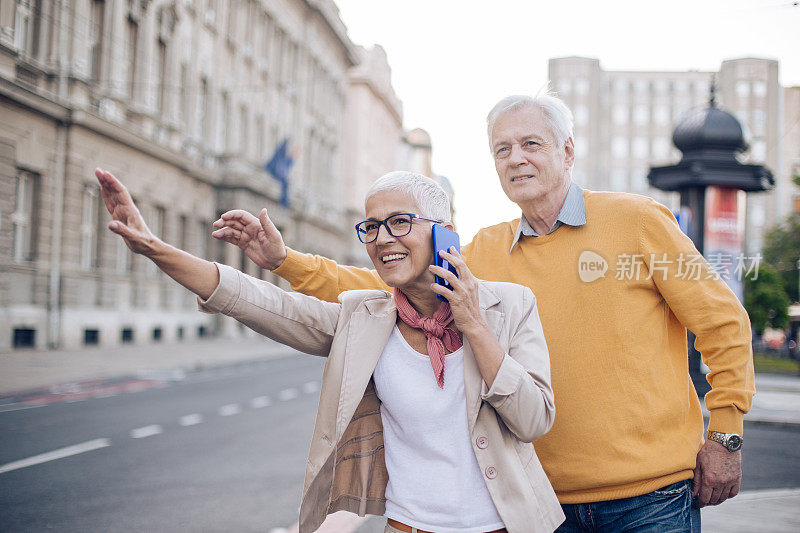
left=727, top=435, right=743, bottom=451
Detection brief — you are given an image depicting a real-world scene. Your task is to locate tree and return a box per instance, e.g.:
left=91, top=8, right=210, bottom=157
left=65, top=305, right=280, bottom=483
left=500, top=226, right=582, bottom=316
left=745, top=264, right=790, bottom=334
left=762, top=213, right=800, bottom=304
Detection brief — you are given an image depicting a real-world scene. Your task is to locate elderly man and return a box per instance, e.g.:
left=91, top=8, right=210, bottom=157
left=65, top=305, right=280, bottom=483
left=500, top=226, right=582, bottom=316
left=213, top=93, right=753, bottom=532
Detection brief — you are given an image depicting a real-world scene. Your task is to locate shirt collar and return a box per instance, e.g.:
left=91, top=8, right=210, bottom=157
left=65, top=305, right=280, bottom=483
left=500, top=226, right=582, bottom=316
left=509, top=182, right=586, bottom=252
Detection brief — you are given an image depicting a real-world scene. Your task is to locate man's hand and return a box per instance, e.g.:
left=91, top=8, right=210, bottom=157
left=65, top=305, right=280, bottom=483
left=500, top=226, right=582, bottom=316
left=692, top=439, right=742, bottom=507
left=211, top=208, right=287, bottom=270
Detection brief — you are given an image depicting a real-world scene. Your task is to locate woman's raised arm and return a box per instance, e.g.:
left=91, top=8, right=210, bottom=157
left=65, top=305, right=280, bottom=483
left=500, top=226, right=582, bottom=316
left=95, top=168, right=219, bottom=299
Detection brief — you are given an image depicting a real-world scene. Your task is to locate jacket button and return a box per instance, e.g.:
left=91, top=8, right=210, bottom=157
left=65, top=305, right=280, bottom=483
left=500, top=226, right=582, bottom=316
left=485, top=466, right=497, bottom=479
left=476, top=436, right=489, bottom=449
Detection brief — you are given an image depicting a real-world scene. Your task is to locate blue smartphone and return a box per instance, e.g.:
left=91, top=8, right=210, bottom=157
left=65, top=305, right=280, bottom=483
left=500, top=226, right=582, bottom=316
left=431, top=224, right=460, bottom=302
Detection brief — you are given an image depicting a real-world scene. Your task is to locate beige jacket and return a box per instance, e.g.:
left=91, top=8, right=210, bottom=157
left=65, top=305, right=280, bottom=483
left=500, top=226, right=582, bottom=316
left=200, top=264, right=564, bottom=533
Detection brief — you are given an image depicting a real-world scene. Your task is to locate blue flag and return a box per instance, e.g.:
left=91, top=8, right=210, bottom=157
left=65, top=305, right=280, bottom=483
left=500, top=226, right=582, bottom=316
left=265, top=139, right=293, bottom=208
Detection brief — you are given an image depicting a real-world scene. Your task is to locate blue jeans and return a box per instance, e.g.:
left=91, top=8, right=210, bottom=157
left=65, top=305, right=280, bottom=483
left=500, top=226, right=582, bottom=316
left=556, top=480, right=700, bottom=532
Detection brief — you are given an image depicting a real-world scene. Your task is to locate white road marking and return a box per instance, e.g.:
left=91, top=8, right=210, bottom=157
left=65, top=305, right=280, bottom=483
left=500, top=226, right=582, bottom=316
left=250, top=396, right=271, bottom=409
left=179, top=414, right=203, bottom=426
left=130, top=425, right=163, bottom=439
left=278, top=388, right=299, bottom=401
left=0, top=438, right=111, bottom=475
left=0, top=403, right=46, bottom=414
left=218, top=404, right=241, bottom=416
left=302, top=381, right=320, bottom=394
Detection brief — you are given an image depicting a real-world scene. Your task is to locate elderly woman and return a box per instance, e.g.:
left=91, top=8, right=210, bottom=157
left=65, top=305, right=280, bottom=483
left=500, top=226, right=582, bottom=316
left=94, top=168, right=563, bottom=533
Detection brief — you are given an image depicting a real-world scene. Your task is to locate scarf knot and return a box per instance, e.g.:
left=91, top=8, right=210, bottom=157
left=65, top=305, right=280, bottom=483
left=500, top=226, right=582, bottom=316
left=393, top=289, right=463, bottom=388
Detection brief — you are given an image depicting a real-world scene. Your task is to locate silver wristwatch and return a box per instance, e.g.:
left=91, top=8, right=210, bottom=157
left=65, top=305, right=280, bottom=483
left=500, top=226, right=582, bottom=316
left=707, top=431, right=743, bottom=452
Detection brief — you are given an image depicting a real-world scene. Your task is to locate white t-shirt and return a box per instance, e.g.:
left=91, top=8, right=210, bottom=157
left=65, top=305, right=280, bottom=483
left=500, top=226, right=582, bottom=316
left=372, top=326, right=505, bottom=533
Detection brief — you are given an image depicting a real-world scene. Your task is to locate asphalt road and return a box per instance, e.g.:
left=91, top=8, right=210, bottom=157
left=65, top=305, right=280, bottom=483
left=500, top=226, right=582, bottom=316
left=1, top=353, right=799, bottom=532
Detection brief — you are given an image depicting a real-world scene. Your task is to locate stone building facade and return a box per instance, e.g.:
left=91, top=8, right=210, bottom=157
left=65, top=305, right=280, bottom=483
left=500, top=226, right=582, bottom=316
left=549, top=56, right=796, bottom=253
left=0, top=0, right=359, bottom=350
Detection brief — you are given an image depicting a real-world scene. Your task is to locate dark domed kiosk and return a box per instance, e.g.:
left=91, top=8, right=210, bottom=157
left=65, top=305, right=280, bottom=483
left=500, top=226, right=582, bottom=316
left=648, top=89, right=774, bottom=395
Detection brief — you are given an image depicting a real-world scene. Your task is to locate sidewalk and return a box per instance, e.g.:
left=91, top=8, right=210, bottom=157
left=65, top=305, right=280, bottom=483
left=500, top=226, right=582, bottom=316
left=0, top=336, right=293, bottom=396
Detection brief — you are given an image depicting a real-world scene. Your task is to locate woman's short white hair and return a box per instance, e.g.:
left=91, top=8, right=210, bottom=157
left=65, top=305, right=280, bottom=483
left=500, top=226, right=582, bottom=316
left=365, top=171, right=451, bottom=222
left=486, top=91, right=574, bottom=149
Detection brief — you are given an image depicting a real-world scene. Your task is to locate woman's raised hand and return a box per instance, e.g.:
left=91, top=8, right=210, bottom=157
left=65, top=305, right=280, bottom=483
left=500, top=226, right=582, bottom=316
left=95, top=168, right=160, bottom=256
left=212, top=209, right=287, bottom=270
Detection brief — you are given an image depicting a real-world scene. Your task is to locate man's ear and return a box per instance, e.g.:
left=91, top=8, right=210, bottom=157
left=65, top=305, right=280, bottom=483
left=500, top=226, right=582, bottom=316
left=564, top=137, right=576, bottom=169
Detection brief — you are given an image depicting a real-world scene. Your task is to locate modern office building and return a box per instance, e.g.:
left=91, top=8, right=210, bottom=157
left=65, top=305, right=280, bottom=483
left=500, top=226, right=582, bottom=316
left=549, top=56, right=796, bottom=253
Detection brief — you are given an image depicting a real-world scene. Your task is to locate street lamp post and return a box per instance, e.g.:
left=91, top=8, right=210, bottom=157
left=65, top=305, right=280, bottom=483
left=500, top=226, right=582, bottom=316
left=648, top=90, right=774, bottom=397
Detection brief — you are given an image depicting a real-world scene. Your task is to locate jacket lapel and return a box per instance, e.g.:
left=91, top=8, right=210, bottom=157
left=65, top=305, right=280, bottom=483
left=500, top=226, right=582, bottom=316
left=464, top=283, right=504, bottom=434
left=335, top=296, right=396, bottom=439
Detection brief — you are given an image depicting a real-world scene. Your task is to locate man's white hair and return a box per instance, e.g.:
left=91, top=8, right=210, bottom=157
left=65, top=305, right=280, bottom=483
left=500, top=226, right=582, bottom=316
left=486, top=91, right=574, bottom=149
left=365, top=171, right=451, bottom=222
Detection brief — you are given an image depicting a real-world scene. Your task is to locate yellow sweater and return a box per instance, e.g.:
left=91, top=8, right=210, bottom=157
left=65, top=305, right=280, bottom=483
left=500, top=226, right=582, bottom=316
left=273, top=190, right=754, bottom=503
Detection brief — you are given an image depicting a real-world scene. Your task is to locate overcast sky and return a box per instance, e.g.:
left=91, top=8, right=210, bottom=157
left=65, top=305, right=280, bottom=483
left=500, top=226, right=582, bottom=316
left=333, top=0, right=800, bottom=243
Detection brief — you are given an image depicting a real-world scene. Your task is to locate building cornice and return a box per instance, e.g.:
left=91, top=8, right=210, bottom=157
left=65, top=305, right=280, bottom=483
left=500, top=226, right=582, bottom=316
left=0, top=75, right=218, bottom=187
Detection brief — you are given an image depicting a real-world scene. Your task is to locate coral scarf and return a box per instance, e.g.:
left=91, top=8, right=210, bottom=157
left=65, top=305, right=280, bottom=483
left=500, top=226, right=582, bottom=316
left=393, top=289, right=462, bottom=388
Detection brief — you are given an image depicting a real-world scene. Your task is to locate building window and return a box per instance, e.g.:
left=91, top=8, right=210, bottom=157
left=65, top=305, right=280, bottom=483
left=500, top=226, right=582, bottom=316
left=674, top=80, right=689, bottom=94
left=13, top=0, right=38, bottom=55
left=556, top=78, right=571, bottom=95
left=121, top=327, right=134, bottom=343
left=653, top=80, right=669, bottom=95
left=612, top=137, right=628, bottom=159
left=652, top=137, right=671, bottom=159
left=613, top=78, right=628, bottom=95
left=12, top=170, right=37, bottom=262
left=90, top=0, right=105, bottom=82
left=574, top=137, right=588, bottom=159
left=632, top=137, right=649, bottom=159
left=634, top=80, right=649, bottom=95
left=125, top=17, right=139, bottom=98
left=612, top=105, right=628, bottom=125
left=81, top=185, right=102, bottom=270
left=13, top=328, right=36, bottom=349
left=198, top=76, right=209, bottom=139
left=573, top=104, right=589, bottom=126
left=152, top=327, right=163, bottom=341
left=750, top=140, right=766, bottom=162
left=83, top=329, right=100, bottom=346
left=239, top=103, right=248, bottom=155
left=752, top=81, right=767, bottom=98
left=610, top=168, right=627, bottom=191
left=218, top=91, right=229, bottom=152
left=179, top=64, right=189, bottom=126
left=156, top=39, right=167, bottom=113
left=654, top=105, right=670, bottom=126
left=197, top=219, right=209, bottom=259
left=633, top=105, right=649, bottom=126
left=694, top=79, right=709, bottom=96
left=735, top=81, right=750, bottom=98
left=574, top=78, right=589, bottom=95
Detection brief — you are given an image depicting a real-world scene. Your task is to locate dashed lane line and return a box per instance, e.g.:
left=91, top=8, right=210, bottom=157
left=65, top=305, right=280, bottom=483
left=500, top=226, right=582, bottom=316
left=179, top=414, right=203, bottom=426
left=250, top=396, right=271, bottom=408
left=218, top=404, right=241, bottom=416
left=0, top=438, right=111, bottom=475
left=278, top=388, right=299, bottom=401
left=130, top=425, right=163, bottom=439
left=302, top=381, right=320, bottom=394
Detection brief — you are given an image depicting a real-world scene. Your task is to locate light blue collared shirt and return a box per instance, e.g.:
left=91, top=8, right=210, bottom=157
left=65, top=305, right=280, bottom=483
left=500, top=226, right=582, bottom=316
left=509, top=182, right=586, bottom=252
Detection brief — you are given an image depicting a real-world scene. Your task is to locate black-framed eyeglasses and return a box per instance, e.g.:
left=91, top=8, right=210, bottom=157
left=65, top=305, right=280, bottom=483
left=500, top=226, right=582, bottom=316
left=355, top=213, right=442, bottom=244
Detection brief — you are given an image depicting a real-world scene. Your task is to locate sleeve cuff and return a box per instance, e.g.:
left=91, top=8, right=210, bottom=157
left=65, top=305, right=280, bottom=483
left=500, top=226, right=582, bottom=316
left=271, top=247, right=312, bottom=283
left=196, top=263, right=240, bottom=315
left=708, top=405, right=745, bottom=435
left=480, top=354, right=525, bottom=405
